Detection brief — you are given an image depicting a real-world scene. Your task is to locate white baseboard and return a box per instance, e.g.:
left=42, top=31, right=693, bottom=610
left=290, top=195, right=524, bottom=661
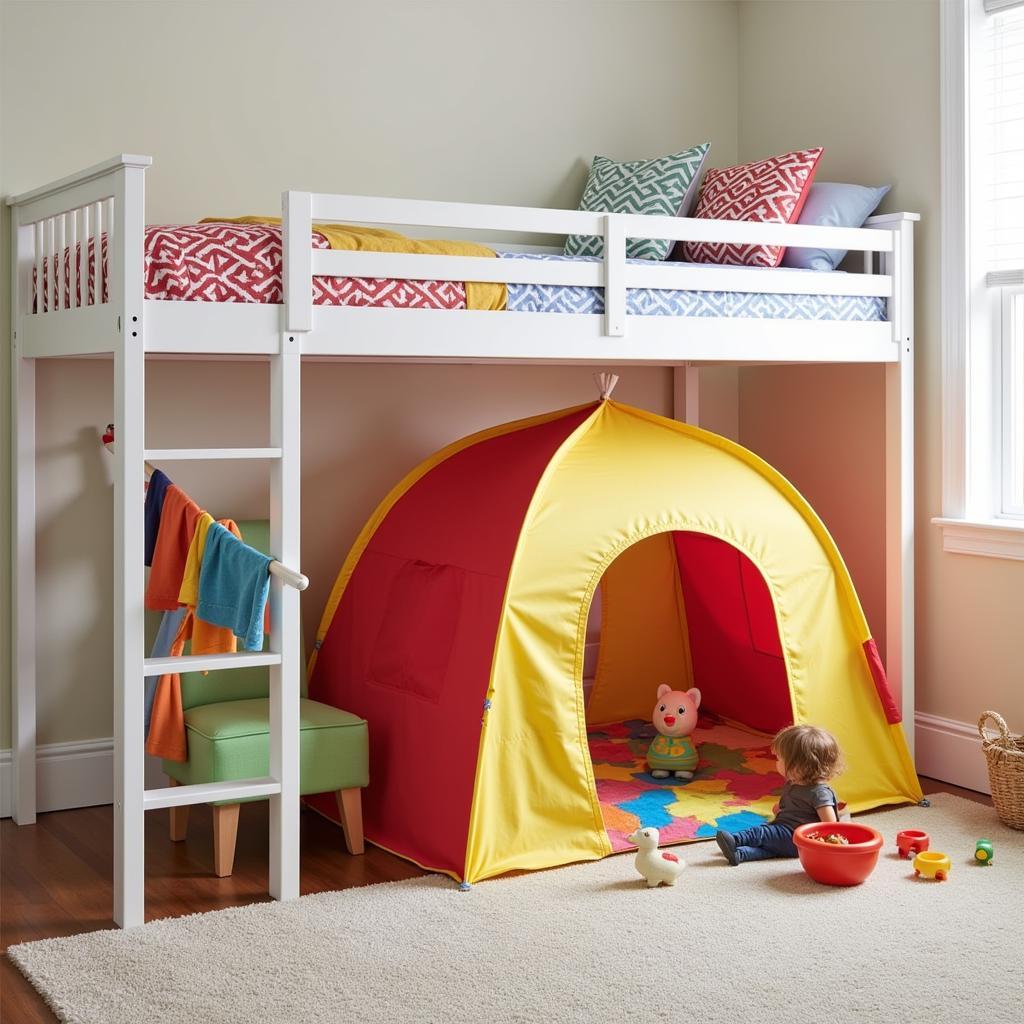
left=2, top=741, right=171, bottom=818
left=1, top=738, right=114, bottom=817
left=0, top=715, right=992, bottom=819
left=914, top=713, right=991, bottom=795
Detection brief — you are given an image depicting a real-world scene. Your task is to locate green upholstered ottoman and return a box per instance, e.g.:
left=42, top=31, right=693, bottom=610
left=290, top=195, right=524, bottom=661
left=155, top=521, right=368, bottom=877
left=165, top=698, right=368, bottom=797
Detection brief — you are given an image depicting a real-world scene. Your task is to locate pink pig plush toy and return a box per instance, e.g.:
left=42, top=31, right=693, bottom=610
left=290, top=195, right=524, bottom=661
left=647, top=684, right=701, bottom=780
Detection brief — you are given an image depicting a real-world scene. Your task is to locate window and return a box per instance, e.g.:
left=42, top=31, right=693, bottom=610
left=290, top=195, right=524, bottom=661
left=938, top=0, right=1024, bottom=557
left=986, top=2, right=1024, bottom=516
left=983, top=2, right=1024, bottom=275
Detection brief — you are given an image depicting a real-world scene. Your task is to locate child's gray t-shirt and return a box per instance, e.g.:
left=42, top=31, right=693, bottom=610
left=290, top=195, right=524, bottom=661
left=772, top=782, right=837, bottom=831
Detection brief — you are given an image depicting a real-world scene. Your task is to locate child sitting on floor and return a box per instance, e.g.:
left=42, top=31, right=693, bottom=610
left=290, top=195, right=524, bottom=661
left=716, top=723, right=842, bottom=865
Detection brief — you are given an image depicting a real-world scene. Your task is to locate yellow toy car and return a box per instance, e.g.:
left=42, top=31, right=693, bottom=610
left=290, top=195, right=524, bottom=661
left=913, top=850, right=951, bottom=881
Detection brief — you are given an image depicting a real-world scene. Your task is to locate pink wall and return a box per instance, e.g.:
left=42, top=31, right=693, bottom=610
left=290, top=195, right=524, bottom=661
left=739, top=365, right=887, bottom=657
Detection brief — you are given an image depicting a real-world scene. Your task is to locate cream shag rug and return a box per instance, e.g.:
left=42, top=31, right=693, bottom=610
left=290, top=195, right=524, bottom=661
left=9, top=795, right=1023, bottom=1024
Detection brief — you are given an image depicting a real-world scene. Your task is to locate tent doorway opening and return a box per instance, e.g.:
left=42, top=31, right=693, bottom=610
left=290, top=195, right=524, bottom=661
left=582, top=530, right=795, bottom=851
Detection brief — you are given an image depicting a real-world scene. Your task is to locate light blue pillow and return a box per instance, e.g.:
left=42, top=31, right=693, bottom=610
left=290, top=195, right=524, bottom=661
left=781, top=183, right=890, bottom=272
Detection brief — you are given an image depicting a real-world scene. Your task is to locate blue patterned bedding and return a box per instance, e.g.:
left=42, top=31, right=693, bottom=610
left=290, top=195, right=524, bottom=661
left=499, top=252, right=886, bottom=322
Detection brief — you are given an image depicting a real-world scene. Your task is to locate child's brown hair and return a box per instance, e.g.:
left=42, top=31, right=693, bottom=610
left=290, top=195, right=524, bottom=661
left=772, top=724, right=843, bottom=785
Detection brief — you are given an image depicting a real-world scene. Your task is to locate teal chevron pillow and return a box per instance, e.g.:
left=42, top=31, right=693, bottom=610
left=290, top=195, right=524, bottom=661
left=565, top=144, right=710, bottom=261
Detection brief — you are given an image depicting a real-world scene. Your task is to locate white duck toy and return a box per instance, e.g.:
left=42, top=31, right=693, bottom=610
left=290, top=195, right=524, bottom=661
left=627, top=827, right=686, bottom=887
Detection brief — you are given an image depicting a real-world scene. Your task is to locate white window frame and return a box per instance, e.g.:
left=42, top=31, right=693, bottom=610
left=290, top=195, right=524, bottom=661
left=1000, top=283, right=1024, bottom=516
left=936, top=0, right=1024, bottom=558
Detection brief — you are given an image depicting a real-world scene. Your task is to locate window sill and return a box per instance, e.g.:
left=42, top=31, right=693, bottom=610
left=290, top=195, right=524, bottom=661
left=933, top=516, right=1024, bottom=560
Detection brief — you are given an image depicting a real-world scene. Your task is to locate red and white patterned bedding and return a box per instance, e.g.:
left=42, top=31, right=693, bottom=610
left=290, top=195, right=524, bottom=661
left=34, top=222, right=468, bottom=312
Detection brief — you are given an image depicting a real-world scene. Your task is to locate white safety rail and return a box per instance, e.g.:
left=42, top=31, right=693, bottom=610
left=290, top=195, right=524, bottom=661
left=282, top=193, right=908, bottom=364
left=7, top=155, right=918, bottom=927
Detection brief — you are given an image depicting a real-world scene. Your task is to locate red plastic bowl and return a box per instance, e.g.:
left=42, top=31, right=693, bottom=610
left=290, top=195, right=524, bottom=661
left=793, top=822, right=884, bottom=886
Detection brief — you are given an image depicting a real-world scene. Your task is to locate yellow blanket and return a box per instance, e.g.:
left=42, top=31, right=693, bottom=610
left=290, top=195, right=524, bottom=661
left=202, top=216, right=506, bottom=311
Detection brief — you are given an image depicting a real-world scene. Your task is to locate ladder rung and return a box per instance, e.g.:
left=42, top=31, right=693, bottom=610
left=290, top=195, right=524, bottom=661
left=144, top=448, right=282, bottom=461
left=144, top=652, right=282, bottom=675
left=144, top=777, right=281, bottom=810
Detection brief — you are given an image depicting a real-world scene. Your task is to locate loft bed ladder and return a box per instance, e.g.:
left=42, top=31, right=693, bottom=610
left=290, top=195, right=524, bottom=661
left=8, top=157, right=304, bottom=928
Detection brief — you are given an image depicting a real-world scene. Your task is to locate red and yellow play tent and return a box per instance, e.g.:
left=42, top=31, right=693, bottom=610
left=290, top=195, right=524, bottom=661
left=308, top=399, right=921, bottom=884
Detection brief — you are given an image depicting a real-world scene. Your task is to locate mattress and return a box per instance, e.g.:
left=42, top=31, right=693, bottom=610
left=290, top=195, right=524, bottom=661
left=501, top=251, right=887, bottom=321
left=36, top=222, right=885, bottom=322
left=36, top=222, right=468, bottom=312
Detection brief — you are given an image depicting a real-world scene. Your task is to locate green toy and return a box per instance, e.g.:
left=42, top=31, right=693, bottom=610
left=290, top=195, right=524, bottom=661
left=974, top=839, right=994, bottom=865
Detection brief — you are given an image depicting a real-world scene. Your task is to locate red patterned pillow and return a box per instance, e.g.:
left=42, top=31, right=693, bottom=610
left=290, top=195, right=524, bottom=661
left=679, top=148, right=823, bottom=267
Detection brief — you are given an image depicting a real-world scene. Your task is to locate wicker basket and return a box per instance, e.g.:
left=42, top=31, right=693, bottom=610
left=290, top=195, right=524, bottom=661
left=978, top=711, right=1024, bottom=830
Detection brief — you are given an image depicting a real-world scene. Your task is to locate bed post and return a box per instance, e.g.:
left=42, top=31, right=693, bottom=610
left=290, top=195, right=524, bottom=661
left=267, top=189, right=309, bottom=903
left=268, top=339, right=301, bottom=903
left=10, top=206, right=38, bottom=825
left=883, top=217, right=915, bottom=756
left=672, top=366, right=700, bottom=425
left=112, top=163, right=148, bottom=927
left=283, top=190, right=313, bottom=335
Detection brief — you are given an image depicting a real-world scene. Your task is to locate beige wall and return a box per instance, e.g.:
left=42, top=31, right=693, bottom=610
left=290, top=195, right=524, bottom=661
left=1, top=0, right=740, bottom=222
left=0, top=0, right=739, bottom=747
left=737, top=0, right=1024, bottom=729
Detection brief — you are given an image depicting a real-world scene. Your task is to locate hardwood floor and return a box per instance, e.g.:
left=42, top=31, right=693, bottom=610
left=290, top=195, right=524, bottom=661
left=0, top=778, right=991, bottom=1023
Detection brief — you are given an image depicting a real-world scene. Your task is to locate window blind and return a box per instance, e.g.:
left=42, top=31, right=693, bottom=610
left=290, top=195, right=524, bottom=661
left=982, top=1, right=1024, bottom=271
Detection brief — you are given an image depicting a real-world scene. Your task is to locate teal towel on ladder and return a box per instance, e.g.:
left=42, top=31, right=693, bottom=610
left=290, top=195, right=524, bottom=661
left=197, top=522, right=273, bottom=651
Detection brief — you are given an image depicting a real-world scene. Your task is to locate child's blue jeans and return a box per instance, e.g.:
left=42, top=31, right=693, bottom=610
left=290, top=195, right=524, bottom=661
left=732, top=823, right=798, bottom=861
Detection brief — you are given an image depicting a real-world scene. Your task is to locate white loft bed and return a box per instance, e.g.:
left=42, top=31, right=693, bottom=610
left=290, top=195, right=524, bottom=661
left=7, top=154, right=917, bottom=928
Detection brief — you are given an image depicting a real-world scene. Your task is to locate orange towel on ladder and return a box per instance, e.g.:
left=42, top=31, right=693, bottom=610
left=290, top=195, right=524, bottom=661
left=145, top=485, right=203, bottom=611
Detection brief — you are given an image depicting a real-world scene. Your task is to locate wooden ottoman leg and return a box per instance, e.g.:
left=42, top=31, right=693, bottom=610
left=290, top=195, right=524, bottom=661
left=335, top=788, right=365, bottom=855
left=169, top=778, right=189, bottom=842
left=212, top=804, right=241, bottom=877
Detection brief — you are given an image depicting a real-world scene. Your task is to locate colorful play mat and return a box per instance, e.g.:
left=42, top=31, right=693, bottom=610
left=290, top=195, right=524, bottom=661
left=588, top=716, right=786, bottom=852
